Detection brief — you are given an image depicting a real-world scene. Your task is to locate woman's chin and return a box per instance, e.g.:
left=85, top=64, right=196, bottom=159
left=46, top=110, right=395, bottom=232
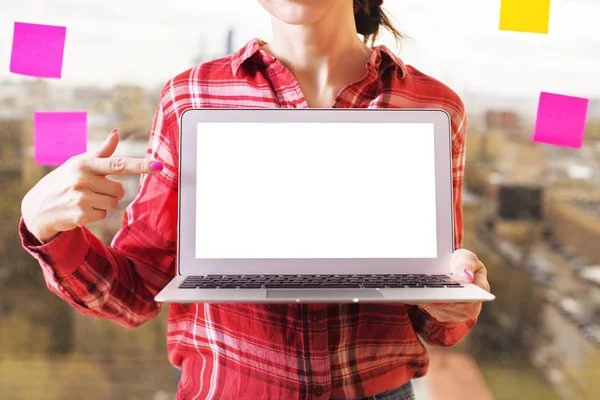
left=257, top=0, right=338, bottom=26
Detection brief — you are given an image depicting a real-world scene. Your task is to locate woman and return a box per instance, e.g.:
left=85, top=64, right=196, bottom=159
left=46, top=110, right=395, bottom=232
left=20, top=0, right=490, bottom=399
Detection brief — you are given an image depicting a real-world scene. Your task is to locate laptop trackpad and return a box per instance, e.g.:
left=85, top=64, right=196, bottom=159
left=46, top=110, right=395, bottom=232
left=266, top=289, right=384, bottom=300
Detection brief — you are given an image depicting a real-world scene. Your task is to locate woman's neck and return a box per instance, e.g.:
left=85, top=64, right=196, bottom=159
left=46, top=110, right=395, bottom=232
left=262, top=8, right=373, bottom=107
left=265, top=6, right=371, bottom=72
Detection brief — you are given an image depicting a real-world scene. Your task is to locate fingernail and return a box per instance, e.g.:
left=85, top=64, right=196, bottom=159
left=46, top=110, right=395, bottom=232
left=109, top=129, right=117, bottom=137
left=464, top=269, right=474, bottom=281
left=433, top=302, right=445, bottom=307
left=149, top=161, right=163, bottom=171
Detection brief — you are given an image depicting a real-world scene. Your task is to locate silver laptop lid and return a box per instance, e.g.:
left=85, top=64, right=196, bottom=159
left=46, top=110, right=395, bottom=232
left=178, top=109, right=454, bottom=276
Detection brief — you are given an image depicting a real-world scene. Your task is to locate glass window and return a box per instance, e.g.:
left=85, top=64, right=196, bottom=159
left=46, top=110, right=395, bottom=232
left=1, top=1, right=598, bottom=399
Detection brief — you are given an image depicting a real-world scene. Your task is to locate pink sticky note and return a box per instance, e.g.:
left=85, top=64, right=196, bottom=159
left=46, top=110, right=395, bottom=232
left=10, top=22, right=67, bottom=78
left=34, top=112, right=87, bottom=166
left=533, top=92, right=589, bottom=149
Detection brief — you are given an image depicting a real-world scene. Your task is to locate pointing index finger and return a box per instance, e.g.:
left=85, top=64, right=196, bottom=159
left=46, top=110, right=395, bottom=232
left=87, top=156, right=163, bottom=176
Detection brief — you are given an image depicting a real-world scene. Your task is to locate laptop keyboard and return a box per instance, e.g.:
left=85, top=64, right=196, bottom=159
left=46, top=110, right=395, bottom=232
left=179, top=274, right=463, bottom=289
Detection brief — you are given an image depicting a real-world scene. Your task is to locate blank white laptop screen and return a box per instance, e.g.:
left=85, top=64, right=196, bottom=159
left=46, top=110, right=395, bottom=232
left=195, top=123, right=437, bottom=259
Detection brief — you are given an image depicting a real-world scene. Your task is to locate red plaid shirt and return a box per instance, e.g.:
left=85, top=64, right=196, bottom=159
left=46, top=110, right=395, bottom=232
left=20, top=39, right=475, bottom=399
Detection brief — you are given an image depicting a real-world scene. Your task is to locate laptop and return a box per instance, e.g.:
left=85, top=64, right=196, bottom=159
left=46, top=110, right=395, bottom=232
left=155, top=108, right=495, bottom=304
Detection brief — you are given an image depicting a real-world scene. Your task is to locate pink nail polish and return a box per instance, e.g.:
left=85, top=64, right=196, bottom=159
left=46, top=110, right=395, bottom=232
left=150, top=161, right=163, bottom=171
left=464, top=269, right=474, bottom=281
left=109, top=129, right=117, bottom=137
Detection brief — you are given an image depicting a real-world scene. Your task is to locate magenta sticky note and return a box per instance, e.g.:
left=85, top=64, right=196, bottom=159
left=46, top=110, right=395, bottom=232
left=533, top=92, right=589, bottom=149
left=34, top=112, right=87, bottom=166
left=10, top=22, right=67, bottom=78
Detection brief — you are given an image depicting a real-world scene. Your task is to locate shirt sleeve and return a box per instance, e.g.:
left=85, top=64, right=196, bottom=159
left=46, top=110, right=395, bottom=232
left=407, top=98, right=474, bottom=347
left=407, top=305, right=477, bottom=347
left=451, top=102, right=467, bottom=251
left=19, top=94, right=178, bottom=329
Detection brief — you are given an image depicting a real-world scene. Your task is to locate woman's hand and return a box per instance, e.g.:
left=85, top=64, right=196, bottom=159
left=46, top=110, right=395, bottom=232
left=417, top=249, right=490, bottom=323
left=21, top=130, right=163, bottom=244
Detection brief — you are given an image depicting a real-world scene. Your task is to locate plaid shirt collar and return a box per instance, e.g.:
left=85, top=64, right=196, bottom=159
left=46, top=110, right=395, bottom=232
left=231, top=38, right=408, bottom=79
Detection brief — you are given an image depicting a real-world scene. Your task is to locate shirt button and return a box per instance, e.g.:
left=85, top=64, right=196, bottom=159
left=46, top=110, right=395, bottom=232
left=313, top=386, right=324, bottom=396
left=310, top=314, right=319, bottom=323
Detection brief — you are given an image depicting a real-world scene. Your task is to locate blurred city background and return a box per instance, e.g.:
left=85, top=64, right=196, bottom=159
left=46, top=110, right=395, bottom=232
left=1, top=0, right=599, bottom=399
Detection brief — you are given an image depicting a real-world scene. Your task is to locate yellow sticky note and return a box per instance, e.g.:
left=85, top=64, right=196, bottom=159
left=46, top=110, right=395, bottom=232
left=499, top=0, right=551, bottom=34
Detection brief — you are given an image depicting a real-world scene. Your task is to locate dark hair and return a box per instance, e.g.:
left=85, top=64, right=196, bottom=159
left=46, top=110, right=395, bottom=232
left=354, top=0, right=405, bottom=46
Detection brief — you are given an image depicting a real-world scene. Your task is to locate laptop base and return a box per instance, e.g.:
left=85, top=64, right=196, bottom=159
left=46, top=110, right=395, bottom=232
left=155, top=275, right=495, bottom=303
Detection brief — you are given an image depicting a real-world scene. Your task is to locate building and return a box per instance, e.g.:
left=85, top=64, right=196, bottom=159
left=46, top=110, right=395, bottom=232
left=108, top=85, right=156, bottom=142
left=546, top=191, right=600, bottom=266
left=484, top=110, right=520, bottom=133
left=0, top=119, right=24, bottom=182
left=463, top=106, right=600, bottom=399
left=472, top=177, right=600, bottom=400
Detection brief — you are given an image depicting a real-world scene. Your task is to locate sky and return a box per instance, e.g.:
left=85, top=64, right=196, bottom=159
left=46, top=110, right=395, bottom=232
left=1, top=0, right=599, bottom=98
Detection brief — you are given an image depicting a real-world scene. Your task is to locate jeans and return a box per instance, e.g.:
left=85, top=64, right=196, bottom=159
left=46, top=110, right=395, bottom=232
left=331, top=381, right=416, bottom=400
